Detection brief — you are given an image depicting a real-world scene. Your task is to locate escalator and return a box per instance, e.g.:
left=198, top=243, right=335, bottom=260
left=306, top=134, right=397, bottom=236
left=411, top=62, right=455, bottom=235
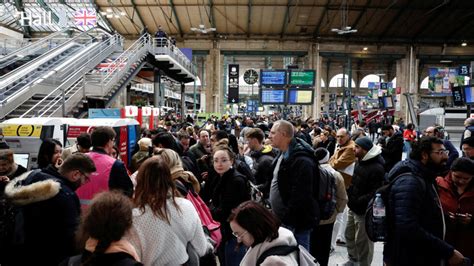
left=16, top=35, right=149, bottom=119
left=0, top=32, right=121, bottom=120
left=0, top=30, right=71, bottom=76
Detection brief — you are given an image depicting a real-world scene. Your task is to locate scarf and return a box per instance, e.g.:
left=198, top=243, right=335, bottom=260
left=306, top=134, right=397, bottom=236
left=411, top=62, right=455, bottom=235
left=170, top=167, right=201, bottom=194
left=85, top=238, right=140, bottom=262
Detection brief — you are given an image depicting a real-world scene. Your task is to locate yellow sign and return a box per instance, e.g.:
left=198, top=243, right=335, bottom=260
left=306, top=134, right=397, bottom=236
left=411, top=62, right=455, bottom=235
left=1, top=124, right=42, bottom=137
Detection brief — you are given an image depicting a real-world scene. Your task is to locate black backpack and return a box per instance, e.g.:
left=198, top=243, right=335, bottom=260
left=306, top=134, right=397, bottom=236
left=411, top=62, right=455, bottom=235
left=315, top=166, right=337, bottom=221
left=256, top=245, right=299, bottom=265
left=365, top=172, right=425, bottom=242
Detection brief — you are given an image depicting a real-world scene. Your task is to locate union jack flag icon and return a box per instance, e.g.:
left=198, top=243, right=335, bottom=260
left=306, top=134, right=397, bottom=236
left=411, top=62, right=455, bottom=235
left=74, top=9, right=97, bottom=26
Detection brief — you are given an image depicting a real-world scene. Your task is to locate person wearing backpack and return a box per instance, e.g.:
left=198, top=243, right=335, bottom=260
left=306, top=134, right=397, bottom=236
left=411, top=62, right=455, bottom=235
left=229, top=200, right=317, bottom=266
left=311, top=148, right=348, bottom=266
left=342, top=137, right=385, bottom=266
left=268, top=120, right=319, bottom=250
left=383, top=136, right=466, bottom=266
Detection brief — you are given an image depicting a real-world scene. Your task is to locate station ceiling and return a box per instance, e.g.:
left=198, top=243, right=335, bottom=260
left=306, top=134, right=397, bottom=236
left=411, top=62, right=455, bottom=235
left=2, top=0, right=474, bottom=45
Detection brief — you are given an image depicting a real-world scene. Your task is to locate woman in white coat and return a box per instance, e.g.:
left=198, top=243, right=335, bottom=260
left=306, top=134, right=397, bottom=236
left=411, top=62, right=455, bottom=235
left=229, top=201, right=299, bottom=265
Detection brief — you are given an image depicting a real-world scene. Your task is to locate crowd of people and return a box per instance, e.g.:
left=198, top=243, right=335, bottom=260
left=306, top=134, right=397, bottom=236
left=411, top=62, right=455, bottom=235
left=0, top=113, right=473, bottom=266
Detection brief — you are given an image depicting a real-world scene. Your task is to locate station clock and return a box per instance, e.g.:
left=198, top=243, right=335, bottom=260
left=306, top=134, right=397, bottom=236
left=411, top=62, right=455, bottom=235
left=243, top=69, right=259, bottom=85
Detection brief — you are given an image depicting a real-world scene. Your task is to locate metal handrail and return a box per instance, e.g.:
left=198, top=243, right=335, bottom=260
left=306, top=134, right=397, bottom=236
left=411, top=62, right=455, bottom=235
left=85, top=34, right=149, bottom=96
left=20, top=36, right=121, bottom=118
left=150, top=37, right=197, bottom=76
left=0, top=29, right=68, bottom=67
left=0, top=30, right=94, bottom=89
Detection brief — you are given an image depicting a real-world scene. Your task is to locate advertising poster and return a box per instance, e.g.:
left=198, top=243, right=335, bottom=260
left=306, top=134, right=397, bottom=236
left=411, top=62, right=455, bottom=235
left=428, top=68, right=464, bottom=93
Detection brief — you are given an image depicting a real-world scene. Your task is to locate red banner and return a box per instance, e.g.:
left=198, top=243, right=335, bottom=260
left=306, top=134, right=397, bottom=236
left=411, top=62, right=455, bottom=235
left=67, top=126, right=95, bottom=138
left=119, top=126, right=128, bottom=166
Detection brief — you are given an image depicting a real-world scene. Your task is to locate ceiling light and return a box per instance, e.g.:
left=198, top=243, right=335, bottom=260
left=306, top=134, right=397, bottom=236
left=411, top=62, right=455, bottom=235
left=106, top=8, right=112, bottom=12
left=461, top=42, right=467, bottom=47
left=440, top=60, right=453, bottom=63
left=363, top=47, right=368, bottom=51
left=190, top=24, right=216, bottom=34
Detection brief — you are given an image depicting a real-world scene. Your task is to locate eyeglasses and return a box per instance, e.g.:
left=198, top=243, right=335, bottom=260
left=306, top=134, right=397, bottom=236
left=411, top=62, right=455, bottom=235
left=78, top=171, right=90, bottom=182
left=232, top=230, right=248, bottom=239
left=431, top=149, right=449, bottom=155
left=336, top=135, right=346, bottom=138
left=213, top=158, right=229, bottom=164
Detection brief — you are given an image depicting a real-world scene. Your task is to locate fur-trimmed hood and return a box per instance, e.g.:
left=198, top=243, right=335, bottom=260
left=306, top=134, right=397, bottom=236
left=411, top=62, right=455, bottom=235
left=4, top=170, right=61, bottom=206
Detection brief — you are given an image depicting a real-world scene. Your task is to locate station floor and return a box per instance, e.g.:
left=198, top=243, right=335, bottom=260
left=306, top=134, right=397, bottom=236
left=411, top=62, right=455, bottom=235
left=329, top=242, right=384, bottom=265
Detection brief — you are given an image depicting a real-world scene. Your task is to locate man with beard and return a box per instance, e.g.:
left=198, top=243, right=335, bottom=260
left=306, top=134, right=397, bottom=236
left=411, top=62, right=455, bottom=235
left=383, top=136, right=466, bottom=265
left=4, top=153, right=96, bottom=265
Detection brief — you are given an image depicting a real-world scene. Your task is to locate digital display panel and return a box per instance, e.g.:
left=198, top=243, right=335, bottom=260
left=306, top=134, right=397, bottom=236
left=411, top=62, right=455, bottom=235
left=260, top=70, right=287, bottom=86
left=379, top=96, right=394, bottom=108
left=289, top=70, right=315, bottom=86
left=465, top=86, right=474, bottom=104
left=260, top=89, right=286, bottom=104
left=452, top=86, right=465, bottom=106
left=288, top=89, right=313, bottom=105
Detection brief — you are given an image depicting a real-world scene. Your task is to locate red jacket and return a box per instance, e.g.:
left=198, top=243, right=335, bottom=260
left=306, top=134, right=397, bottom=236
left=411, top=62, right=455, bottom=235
left=436, top=173, right=474, bottom=260
left=403, top=129, right=416, bottom=142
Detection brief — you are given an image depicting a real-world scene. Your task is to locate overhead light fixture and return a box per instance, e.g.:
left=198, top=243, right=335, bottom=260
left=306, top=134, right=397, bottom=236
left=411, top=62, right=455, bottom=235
left=461, top=42, right=467, bottom=47
left=331, top=0, right=357, bottom=35
left=363, top=47, right=368, bottom=51
left=101, top=8, right=126, bottom=19
left=440, top=60, right=453, bottom=63
left=190, top=24, right=216, bottom=34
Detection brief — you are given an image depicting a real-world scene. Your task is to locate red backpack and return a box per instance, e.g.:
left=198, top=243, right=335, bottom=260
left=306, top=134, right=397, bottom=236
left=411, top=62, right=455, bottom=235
left=176, top=179, right=222, bottom=249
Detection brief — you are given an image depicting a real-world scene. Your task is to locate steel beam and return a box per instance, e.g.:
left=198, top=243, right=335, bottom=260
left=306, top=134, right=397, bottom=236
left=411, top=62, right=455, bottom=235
left=14, top=0, right=31, bottom=38
left=247, top=0, right=252, bottom=38
left=131, top=0, right=146, bottom=29
left=378, top=1, right=412, bottom=40
left=169, top=0, right=184, bottom=37
left=352, top=0, right=372, bottom=29
left=313, top=0, right=329, bottom=37
left=280, top=0, right=292, bottom=38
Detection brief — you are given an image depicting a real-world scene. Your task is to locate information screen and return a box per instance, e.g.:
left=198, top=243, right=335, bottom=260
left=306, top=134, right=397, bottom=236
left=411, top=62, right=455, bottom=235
left=465, top=86, right=474, bottom=104
left=260, top=89, right=286, bottom=104
left=260, top=70, right=287, bottom=86
left=289, top=70, right=315, bottom=86
left=288, top=89, right=313, bottom=105
left=452, top=86, right=465, bottom=106
left=379, top=96, right=394, bottom=108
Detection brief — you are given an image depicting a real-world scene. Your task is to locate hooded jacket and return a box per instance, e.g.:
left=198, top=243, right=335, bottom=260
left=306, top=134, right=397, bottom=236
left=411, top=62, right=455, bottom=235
left=381, top=131, right=404, bottom=173
left=436, top=173, right=474, bottom=260
left=270, top=138, right=319, bottom=231
left=383, top=159, right=454, bottom=266
left=347, top=145, right=385, bottom=215
left=4, top=166, right=81, bottom=265
left=249, top=145, right=278, bottom=195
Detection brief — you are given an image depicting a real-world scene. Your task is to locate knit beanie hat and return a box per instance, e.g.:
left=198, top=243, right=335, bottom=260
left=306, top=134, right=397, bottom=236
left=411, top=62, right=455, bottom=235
left=355, top=137, right=373, bottom=151
left=314, top=147, right=330, bottom=164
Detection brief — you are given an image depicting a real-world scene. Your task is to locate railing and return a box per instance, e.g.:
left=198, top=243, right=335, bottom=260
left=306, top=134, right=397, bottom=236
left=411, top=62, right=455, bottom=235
left=84, top=34, right=149, bottom=96
left=150, top=37, right=197, bottom=76
left=0, top=29, right=71, bottom=69
left=19, top=35, right=122, bottom=118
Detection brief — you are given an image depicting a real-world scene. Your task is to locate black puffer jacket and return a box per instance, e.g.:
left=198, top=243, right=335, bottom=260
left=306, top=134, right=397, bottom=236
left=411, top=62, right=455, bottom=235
left=383, top=159, right=454, bottom=266
left=249, top=145, right=278, bottom=196
left=347, top=146, right=385, bottom=215
left=5, top=166, right=81, bottom=266
left=270, top=138, right=319, bottom=231
left=381, top=131, right=404, bottom=173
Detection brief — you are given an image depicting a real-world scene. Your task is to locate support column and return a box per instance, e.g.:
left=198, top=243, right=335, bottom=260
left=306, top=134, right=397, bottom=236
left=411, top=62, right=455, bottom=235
left=205, top=44, right=222, bottom=113
left=154, top=70, right=161, bottom=110
left=181, top=82, right=186, bottom=122
left=312, top=43, right=322, bottom=120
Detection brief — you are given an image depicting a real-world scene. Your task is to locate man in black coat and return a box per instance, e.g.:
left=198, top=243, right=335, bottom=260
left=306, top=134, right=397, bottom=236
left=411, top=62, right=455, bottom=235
left=384, top=136, right=466, bottom=265
left=245, top=127, right=278, bottom=197
left=344, top=137, right=385, bottom=266
left=380, top=124, right=404, bottom=173
left=4, top=154, right=96, bottom=266
left=268, top=120, right=319, bottom=250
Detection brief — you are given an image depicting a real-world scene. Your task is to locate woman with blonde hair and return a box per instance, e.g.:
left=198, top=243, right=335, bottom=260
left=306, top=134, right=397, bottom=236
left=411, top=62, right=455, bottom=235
left=127, top=157, right=211, bottom=265
left=154, top=148, right=200, bottom=195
